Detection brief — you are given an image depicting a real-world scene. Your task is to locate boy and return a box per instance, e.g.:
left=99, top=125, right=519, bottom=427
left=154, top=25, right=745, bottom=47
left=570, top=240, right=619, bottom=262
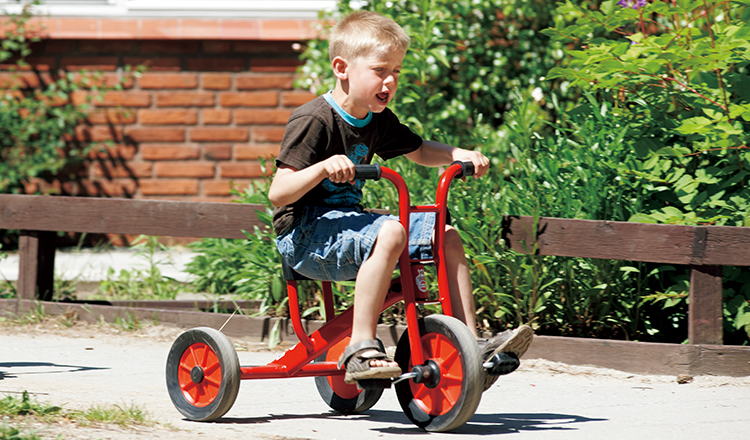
left=269, top=10, right=532, bottom=389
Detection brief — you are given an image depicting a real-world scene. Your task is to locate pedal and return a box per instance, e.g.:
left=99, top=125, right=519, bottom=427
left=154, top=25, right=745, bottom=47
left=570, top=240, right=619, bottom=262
left=483, top=352, right=520, bottom=376
left=357, top=379, right=392, bottom=390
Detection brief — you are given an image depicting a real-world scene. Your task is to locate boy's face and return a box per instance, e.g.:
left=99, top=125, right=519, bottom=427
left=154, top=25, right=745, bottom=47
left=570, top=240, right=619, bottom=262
left=335, top=49, right=405, bottom=119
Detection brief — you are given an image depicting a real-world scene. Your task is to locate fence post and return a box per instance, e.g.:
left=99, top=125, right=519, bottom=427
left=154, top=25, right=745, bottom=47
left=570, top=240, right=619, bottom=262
left=17, top=230, right=56, bottom=302
left=688, top=265, right=723, bottom=345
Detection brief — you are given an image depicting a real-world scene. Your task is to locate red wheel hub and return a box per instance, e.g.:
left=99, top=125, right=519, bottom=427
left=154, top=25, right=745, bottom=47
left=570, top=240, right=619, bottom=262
left=325, top=338, right=360, bottom=400
left=178, top=342, right=222, bottom=407
left=409, top=333, right=463, bottom=416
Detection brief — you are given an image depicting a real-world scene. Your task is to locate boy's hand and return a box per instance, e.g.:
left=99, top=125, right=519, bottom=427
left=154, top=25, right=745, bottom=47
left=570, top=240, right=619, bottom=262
left=452, top=149, right=490, bottom=179
left=320, top=154, right=357, bottom=184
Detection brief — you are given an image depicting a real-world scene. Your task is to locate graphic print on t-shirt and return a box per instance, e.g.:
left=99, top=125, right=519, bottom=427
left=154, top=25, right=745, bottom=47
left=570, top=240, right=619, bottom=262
left=321, top=142, right=368, bottom=206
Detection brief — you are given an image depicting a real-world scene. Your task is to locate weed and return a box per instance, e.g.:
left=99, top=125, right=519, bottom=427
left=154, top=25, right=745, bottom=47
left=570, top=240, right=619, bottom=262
left=97, top=235, right=186, bottom=301
left=112, top=313, right=142, bottom=332
left=0, top=391, right=158, bottom=435
left=0, top=424, right=43, bottom=440
left=66, top=403, right=154, bottom=428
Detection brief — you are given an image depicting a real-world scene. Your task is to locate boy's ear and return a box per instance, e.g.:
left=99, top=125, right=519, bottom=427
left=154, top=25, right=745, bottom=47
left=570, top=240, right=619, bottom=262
left=332, top=56, right=349, bottom=80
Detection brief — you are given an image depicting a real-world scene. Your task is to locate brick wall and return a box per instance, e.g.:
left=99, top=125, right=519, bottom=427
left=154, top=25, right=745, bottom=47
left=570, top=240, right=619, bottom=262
left=11, top=38, right=316, bottom=202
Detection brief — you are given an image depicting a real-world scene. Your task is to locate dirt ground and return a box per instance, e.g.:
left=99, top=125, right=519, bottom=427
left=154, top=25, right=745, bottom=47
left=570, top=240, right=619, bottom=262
left=3, top=316, right=750, bottom=440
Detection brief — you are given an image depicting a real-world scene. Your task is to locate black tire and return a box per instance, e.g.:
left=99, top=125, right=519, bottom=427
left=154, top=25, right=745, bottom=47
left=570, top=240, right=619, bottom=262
left=314, top=337, right=384, bottom=414
left=394, top=315, right=483, bottom=432
left=166, top=327, right=240, bottom=421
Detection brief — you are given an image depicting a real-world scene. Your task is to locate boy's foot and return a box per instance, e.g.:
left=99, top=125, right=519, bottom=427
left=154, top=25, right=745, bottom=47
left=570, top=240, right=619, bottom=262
left=338, top=339, right=402, bottom=384
left=477, top=325, right=534, bottom=391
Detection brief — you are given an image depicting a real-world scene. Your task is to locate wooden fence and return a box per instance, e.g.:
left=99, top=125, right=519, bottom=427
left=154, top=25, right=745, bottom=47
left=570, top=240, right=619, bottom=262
left=2, top=194, right=749, bottom=346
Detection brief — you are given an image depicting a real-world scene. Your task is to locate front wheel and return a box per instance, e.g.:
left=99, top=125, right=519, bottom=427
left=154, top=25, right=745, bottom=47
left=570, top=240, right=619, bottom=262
left=314, top=337, right=384, bottom=414
left=166, top=327, right=240, bottom=421
left=394, top=315, right=483, bottom=432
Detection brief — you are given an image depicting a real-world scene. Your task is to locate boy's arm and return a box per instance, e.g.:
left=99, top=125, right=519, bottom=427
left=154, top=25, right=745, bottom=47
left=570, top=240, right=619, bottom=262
left=268, top=154, right=358, bottom=207
left=405, top=141, right=489, bottom=178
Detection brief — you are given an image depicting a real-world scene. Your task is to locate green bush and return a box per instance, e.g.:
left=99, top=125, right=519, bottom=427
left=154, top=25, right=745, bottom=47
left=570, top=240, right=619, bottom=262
left=0, top=1, right=138, bottom=196
left=542, top=0, right=750, bottom=342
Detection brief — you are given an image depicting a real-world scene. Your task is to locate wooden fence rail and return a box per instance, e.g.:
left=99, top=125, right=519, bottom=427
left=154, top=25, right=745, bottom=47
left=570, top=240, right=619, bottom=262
left=2, top=194, right=749, bottom=346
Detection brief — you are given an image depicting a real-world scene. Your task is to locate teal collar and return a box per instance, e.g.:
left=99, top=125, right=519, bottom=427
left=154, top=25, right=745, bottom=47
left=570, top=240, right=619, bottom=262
left=323, top=91, right=372, bottom=127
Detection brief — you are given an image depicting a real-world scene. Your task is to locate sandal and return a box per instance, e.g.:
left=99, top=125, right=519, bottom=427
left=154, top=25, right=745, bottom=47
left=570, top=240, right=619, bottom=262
left=338, top=339, right=402, bottom=384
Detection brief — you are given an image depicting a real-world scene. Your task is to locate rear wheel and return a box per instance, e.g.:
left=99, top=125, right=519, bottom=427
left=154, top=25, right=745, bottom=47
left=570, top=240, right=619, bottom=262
left=314, top=337, right=384, bottom=414
left=166, top=327, right=240, bottom=421
left=394, top=315, right=483, bottom=432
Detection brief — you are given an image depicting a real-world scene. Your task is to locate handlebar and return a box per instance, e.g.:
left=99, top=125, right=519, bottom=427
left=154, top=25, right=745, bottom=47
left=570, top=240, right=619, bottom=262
left=354, top=162, right=474, bottom=181
left=353, top=163, right=382, bottom=181
left=450, top=161, right=475, bottom=178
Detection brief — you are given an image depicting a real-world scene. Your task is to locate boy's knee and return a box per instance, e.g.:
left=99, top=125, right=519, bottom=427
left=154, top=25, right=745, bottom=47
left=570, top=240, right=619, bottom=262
left=376, top=220, right=407, bottom=252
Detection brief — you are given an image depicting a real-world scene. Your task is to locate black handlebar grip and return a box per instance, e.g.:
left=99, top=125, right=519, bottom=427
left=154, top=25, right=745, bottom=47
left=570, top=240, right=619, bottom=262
left=451, top=161, right=475, bottom=178
left=353, top=163, right=382, bottom=181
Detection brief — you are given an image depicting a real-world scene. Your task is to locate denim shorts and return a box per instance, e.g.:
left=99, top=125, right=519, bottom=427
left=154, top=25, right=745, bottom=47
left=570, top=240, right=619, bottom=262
left=275, top=206, right=436, bottom=281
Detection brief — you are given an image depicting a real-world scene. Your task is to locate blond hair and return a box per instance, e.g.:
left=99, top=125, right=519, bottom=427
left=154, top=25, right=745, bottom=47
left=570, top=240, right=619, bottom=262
left=329, top=11, right=410, bottom=63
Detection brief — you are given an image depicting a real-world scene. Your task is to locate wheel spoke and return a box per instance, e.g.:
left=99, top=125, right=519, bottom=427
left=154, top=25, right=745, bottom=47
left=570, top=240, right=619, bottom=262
left=440, top=387, right=457, bottom=407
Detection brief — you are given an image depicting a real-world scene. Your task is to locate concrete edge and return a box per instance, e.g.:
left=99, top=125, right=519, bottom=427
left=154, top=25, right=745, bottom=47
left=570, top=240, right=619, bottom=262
left=3, top=299, right=749, bottom=377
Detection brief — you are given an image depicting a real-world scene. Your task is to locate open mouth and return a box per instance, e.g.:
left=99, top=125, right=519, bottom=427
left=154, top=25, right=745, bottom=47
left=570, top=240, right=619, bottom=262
left=376, top=92, right=389, bottom=104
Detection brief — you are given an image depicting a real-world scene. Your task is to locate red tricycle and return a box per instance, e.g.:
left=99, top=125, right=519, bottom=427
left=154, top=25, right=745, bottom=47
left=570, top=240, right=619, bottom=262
left=165, top=161, right=496, bottom=432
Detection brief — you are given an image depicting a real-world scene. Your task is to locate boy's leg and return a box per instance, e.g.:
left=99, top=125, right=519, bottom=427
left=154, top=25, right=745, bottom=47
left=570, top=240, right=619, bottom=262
left=441, top=225, right=534, bottom=389
left=343, top=220, right=405, bottom=380
left=442, top=225, right=478, bottom=336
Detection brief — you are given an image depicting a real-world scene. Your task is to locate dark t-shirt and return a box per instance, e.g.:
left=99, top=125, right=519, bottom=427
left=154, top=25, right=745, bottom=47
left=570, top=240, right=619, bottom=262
left=272, top=92, right=423, bottom=235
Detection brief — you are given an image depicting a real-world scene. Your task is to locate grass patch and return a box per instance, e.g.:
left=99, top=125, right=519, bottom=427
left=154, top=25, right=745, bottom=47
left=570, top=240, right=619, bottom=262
left=66, top=403, right=154, bottom=428
left=0, top=391, right=159, bottom=438
left=0, top=424, right=44, bottom=440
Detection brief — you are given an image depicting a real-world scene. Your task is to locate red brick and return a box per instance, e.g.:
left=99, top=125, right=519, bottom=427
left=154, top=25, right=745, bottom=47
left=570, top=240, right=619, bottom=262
left=156, top=92, right=215, bottom=107
left=126, top=127, right=185, bottom=142
left=219, top=162, right=268, bottom=178
left=138, top=109, right=198, bottom=125
left=60, top=57, right=119, bottom=71
left=123, top=57, right=181, bottom=71
left=235, top=144, right=281, bottom=160
left=202, top=109, right=231, bottom=125
left=99, top=73, right=135, bottom=89
left=236, top=74, right=294, bottom=90
left=140, top=144, right=200, bottom=160
left=235, top=109, right=292, bottom=125
left=201, top=74, right=232, bottom=90
left=202, top=180, right=254, bottom=196
left=219, top=91, right=278, bottom=107
left=250, top=58, right=301, bottom=73
left=203, top=144, right=232, bottom=160
left=140, top=179, right=198, bottom=195
left=92, top=161, right=152, bottom=178
left=0, top=71, right=40, bottom=88
left=154, top=162, right=215, bottom=178
left=75, top=125, right=124, bottom=142
left=251, top=126, right=286, bottom=143
left=190, top=128, right=248, bottom=142
left=87, top=144, right=137, bottom=160
left=281, top=90, right=315, bottom=107
left=203, top=41, right=232, bottom=53
left=139, top=73, right=198, bottom=89
left=1, top=57, right=54, bottom=71
left=140, top=41, right=200, bottom=54
left=86, top=109, right=136, bottom=125
left=96, top=91, right=151, bottom=107
left=188, top=58, right=245, bottom=72
left=202, top=180, right=234, bottom=196
left=80, top=179, right=138, bottom=197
